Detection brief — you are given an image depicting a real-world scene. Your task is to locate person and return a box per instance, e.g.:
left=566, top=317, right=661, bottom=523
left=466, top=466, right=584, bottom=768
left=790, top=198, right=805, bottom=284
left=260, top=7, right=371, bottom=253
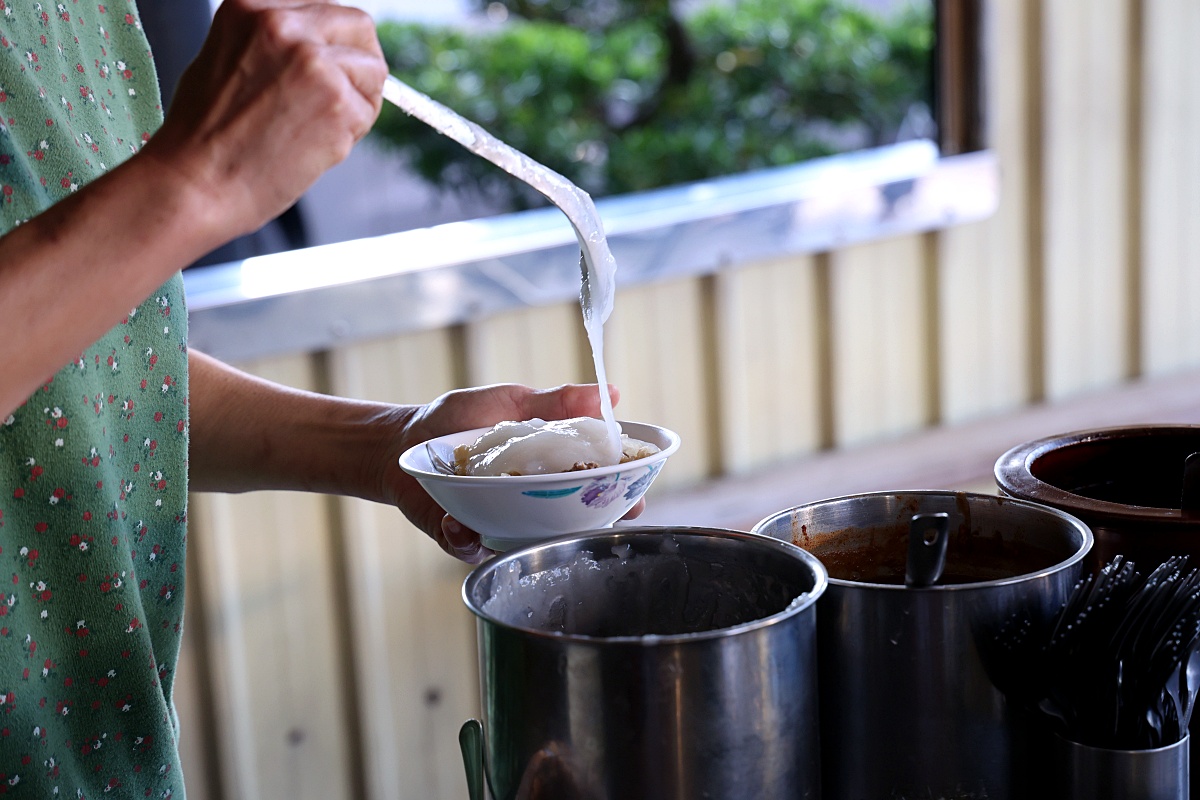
left=0, top=0, right=638, bottom=795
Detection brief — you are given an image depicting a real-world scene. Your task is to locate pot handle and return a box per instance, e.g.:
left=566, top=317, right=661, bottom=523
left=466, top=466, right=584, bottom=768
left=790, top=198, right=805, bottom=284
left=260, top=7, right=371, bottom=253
left=1182, top=452, right=1200, bottom=517
left=460, top=718, right=487, bottom=800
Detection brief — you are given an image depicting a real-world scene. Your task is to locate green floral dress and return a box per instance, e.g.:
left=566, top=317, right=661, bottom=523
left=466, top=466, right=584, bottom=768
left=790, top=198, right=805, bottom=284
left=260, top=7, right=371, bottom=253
left=0, top=1, right=189, bottom=796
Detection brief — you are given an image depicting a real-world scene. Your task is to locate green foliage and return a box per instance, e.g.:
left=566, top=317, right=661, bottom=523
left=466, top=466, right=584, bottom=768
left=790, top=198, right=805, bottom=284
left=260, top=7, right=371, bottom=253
left=373, top=0, right=933, bottom=210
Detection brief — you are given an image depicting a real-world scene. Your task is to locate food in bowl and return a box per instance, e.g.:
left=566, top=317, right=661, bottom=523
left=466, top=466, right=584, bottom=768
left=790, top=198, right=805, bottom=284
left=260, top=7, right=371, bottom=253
left=452, top=416, right=661, bottom=477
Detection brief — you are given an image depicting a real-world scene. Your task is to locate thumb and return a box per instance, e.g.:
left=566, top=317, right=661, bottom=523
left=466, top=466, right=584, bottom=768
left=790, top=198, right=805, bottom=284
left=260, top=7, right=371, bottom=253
left=525, top=383, right=622, bottom=422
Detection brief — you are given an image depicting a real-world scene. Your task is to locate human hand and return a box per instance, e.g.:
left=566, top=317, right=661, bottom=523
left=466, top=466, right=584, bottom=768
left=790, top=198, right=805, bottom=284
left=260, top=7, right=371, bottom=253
left=142, top=0, right=387, bottom=245
left=381, top=384, right=645, bottom=564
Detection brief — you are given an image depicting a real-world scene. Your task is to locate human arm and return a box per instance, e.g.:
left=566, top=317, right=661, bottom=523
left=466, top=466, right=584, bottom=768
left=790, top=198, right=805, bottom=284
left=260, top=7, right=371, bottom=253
left=0, top=0, right=386, bottom=418
left=186, top=350, right=641, bottom=562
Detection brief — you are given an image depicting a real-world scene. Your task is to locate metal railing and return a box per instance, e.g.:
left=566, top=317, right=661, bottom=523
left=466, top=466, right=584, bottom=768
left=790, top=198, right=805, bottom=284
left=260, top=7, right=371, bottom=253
left=186, top=139, right=998, bottom=363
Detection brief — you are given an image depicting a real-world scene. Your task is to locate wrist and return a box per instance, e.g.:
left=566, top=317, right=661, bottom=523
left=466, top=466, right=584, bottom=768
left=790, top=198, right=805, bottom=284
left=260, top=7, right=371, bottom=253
left=134, top=136, right=251, bottom=257
left=363, top=402, right=422, bottom=506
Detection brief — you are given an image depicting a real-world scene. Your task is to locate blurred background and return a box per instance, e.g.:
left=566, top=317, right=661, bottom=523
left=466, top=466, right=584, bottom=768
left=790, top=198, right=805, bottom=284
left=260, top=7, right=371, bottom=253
left=169, top=1, right=1200, bottom=799
left=161, top=0, right=931, bottom=252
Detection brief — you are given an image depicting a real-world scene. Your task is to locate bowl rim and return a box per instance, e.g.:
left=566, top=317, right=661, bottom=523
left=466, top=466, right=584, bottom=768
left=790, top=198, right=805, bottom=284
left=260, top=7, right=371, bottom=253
left=399, top=419, right=681, bottom=484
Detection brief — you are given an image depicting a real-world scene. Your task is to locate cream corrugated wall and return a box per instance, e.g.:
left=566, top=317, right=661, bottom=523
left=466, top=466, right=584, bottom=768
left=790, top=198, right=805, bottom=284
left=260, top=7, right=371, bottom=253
left=174, top=1, right=1200, bottom=797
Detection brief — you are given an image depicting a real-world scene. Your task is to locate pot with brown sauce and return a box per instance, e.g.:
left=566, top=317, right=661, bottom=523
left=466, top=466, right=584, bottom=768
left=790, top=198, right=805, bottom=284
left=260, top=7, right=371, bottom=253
left=753, top=491, right=1092, bottom=800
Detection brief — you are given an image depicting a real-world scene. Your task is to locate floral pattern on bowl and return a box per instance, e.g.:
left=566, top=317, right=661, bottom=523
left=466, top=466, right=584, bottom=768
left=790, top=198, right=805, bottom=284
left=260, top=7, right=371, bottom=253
left=523, top=462, right=665, bottom=509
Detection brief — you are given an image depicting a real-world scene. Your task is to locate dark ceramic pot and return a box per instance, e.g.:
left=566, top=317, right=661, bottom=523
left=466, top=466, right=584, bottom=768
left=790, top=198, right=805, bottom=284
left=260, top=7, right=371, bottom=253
left=996, top=425, right=1200, bottom=797
left=995, top=425, right=1200, bottom=571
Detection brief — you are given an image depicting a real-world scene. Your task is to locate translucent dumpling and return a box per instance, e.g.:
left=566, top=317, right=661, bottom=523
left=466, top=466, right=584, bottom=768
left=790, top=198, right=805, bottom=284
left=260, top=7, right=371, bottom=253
left=452, top=417, right=659, bottom=476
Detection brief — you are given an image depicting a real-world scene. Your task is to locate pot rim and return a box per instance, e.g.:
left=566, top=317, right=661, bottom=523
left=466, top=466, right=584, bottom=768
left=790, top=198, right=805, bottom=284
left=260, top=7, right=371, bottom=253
left=752, top=490, right=1094, bottom=591
left=994, top=424, right=1200, bottom=523
left=461, top=525, right=828, bottom=645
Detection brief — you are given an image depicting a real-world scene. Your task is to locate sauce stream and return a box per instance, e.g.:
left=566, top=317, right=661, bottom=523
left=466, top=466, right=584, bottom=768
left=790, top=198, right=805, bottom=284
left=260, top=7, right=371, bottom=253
left=381, top=76, right=621, bottom=450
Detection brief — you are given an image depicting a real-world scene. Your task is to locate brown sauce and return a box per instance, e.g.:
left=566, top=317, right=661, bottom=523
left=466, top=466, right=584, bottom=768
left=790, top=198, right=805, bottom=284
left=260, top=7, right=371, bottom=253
left=801, top=525, right=1064, bottom=585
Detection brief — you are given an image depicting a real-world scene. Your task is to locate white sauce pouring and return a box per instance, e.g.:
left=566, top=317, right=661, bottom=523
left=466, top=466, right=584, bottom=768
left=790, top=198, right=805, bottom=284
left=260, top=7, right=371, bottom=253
left=382, top=76, right=622, bottom=446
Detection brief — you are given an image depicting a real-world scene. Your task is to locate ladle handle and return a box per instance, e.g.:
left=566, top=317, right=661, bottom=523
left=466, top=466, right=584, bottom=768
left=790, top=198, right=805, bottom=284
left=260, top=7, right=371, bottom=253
left=381, top=75, right=592, bottom=227
left=906, top=512, right=950, bottom=587
left=459, top=718, right=486, bottom=800
left=1181, top=452, right=1200, bottom=517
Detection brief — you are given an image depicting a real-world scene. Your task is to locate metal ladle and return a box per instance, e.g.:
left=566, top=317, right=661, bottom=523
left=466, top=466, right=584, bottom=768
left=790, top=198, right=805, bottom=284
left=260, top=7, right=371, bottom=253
left=1180, top=451, right=1200, bottom=516
left=425, top=441, right=457, bottom=476
left=380, top=74, right=607, bottom=308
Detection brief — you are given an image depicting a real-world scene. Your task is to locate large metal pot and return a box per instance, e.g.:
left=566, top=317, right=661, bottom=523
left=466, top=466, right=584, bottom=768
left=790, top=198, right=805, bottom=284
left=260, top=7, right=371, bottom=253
left=462, top=526, right=828, bottom=800
left=753, top=491, right=1092, bottom=800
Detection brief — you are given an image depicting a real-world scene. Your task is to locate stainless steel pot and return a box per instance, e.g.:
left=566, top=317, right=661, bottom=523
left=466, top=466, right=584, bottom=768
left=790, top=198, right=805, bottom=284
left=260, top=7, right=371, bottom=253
left=1057, top=733, right=1190, bottom=800
left=461, top=526, right=828, bottom=800
left=752, top=491, right=1093, bottom=800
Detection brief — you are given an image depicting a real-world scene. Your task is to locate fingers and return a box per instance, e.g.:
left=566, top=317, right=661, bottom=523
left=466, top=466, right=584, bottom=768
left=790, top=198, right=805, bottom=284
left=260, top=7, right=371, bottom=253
left=288, top=3, right=384, bottom=55
left=408, top=382, right=627, bottom=450
left=621, top=498, right=646, bottom=521
left=238, top=1, right=382, bottom=55
left=261, top=5, right=387, bottom=107
left=323, top=45, right=388, bottom=134
left=215, top=1, right=385, bottom=104
left=155, top=0, right=387, bottom=237
left=442, top=517, right=494, bottom=564
left=397, top=480, right=493, bottom=563
left=526, top=383, right=622, bottom=422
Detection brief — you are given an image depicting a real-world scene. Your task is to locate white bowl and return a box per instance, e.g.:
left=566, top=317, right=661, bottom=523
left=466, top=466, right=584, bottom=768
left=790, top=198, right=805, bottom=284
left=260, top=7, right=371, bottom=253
left=399, top=421, right=681, bottom=551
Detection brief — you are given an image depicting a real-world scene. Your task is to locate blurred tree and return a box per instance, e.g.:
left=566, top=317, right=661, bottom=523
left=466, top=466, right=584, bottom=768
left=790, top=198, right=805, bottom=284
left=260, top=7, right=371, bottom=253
left=474, top=0, right=699, bottom=131
left=373, top=0, right=932, bottom=210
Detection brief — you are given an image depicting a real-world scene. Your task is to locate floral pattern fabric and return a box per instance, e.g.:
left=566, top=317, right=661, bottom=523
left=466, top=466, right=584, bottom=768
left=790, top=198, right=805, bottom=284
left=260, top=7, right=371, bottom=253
left=0, top=1, right=189, bottom=797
